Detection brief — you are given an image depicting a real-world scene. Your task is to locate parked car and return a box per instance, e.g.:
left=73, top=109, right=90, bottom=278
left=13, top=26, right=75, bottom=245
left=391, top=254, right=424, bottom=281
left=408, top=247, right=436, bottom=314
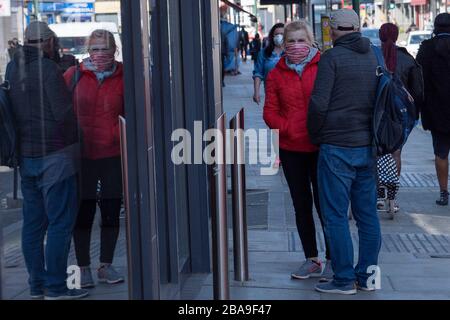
left=49, top=22, right=123, bottom=62
left=400, top=30, right=432, bottom=58
left=361, top=28, right=381, bottom=47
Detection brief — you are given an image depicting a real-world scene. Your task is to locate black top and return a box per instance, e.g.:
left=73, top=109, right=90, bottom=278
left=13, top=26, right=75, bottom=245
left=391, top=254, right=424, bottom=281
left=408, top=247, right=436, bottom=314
left=416, top=34, right=450, bottom=134
left=8, top=46, right=79, bottom=158
left=395, top=47, right=424, bottom=120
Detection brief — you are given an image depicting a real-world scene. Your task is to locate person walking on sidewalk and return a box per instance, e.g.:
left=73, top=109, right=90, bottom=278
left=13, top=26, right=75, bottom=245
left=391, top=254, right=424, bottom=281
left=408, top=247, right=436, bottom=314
left=264, top=20, right=332, bottom=282
left=239, top=26, right=249, bottom=62
left=416, top=13, right=450, bottom=206
left=64, top=29, right=125, bottom=288
left=250, top=33, right=262, bottom=62
left=252, top=23, right=285, bottom=105
left=378, top=22, right=424, bottom=211
left=308, top=9, right=382, bottom=295
left=253, top=23, right=285, bottom=168
left=8, top=21, right=88, bottom=300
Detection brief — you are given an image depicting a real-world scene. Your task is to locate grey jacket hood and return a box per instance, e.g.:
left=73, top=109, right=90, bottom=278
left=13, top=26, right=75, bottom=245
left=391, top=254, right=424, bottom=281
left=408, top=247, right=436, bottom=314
left=334, top=32, right=371, bottom=54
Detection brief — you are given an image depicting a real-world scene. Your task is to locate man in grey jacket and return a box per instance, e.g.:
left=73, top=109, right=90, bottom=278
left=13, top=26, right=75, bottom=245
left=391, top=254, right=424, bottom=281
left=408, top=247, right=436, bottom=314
left=308, top=9, right=382, bottom=295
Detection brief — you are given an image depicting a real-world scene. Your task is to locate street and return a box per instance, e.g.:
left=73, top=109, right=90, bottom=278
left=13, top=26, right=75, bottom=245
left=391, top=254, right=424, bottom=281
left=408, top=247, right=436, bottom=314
left=193, top=60, right=450, bottom=300
left=1, top=48, right=450, bottom=301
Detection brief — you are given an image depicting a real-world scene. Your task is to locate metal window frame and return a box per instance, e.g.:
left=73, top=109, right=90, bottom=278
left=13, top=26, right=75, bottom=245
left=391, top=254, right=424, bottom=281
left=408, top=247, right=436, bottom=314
left=120, top=0, right=160, bottom=300
left=120, top=0, right=222, bottom=300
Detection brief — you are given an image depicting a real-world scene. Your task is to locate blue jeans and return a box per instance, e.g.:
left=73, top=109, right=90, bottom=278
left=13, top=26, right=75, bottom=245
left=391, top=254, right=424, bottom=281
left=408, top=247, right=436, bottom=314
left=20, top=151, right=78, bottom=295
left=317, top=144, right=382, bottom=286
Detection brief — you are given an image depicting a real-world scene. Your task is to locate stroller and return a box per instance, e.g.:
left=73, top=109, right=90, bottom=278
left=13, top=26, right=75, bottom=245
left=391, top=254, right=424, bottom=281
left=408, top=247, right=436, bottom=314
left=376, top=154, right=400, bottom=220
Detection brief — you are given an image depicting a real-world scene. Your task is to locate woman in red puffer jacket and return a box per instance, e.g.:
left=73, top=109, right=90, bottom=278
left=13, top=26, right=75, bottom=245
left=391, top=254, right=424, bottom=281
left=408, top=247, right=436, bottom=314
left=263, top=20, right=331, bottom=281
left=64, top=29, right=124, bottom=288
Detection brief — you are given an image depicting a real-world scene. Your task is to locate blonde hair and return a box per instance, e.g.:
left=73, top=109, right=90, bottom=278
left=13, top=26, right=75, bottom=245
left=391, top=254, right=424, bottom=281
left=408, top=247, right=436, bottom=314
left=284, top=20, right=314, bottom=45
left=87, top=29, right=117, bottom=52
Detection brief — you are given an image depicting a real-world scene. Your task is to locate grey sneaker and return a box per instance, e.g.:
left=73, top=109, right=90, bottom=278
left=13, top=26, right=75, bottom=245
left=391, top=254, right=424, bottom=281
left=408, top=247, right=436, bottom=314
left=80, top=267, right=95, bottom=289
left=315, top=281, right=357, bottom=295
left=319, top=260, right=334, bottom=283
left=98, top=265, right=125, bottom=284
left=291, top=259, right=323, bottom=280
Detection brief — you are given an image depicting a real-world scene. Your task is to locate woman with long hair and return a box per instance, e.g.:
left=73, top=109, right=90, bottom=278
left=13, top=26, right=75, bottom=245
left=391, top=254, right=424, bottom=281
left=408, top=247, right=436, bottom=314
left=253, top=23, right=285, bottom=168
left=378, top=23, right=424, bottom=211
left=252, top=23, right=285, bottom=105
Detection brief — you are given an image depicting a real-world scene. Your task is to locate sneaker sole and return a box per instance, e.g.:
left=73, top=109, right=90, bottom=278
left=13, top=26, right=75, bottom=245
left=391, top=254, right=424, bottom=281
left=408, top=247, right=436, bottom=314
left=315, top=287, right=357, bottom=295
left=81, top=283, right=95, bottom=289
left=98, top=278, right=125, bottom=285
left=44, top=292, right=89, bottom=300
left=291, top=272, right=323, bottom=280
left=30, top=295, right=44, bottom=300
left=357, top=286, right=376, bottom=292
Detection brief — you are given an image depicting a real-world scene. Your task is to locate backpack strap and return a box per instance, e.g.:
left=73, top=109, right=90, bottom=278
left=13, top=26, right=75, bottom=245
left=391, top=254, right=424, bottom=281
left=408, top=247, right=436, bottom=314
left=2, top=61, right=16, bottom=90
left=371, top=45, right=387, bottom=77
left=70, top=64, right=82, bottom=93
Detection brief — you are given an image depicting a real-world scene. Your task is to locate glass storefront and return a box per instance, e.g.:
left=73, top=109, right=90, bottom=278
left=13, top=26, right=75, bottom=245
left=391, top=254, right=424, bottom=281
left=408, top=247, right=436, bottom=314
left=0, top=0, right=221, bottom=300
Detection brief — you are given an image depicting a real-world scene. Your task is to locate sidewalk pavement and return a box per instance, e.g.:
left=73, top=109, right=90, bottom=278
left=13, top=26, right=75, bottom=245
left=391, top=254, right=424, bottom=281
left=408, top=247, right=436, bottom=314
left=193, top=61, right=450, bottom=300
left=1, top=60, right=450, bottom=300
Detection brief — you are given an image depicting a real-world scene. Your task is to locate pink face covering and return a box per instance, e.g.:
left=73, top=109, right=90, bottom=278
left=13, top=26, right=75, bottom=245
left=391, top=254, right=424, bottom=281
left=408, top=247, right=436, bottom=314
left=285, top=43, right=311, bottom=64
left=89, top=51, right=115, bottom=72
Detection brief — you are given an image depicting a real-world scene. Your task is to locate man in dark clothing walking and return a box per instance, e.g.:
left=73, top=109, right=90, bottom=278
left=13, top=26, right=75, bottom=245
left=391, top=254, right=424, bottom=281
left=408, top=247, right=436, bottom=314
left=308, top=9, right=382, bottom=295
left=8, top=21, right=88, bottom=300
left=239, top=26, right=249, bottom=62
left=417, top=13, right=450, bottom=206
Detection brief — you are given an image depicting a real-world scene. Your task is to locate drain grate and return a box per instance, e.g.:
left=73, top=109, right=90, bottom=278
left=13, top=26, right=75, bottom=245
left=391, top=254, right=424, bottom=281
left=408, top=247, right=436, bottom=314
left=289, top=232, right=450, bottom=255
left=227, top=190, right=269, bottom=230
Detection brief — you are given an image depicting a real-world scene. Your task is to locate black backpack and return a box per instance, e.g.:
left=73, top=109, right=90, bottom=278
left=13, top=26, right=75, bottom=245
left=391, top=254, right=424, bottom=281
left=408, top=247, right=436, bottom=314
left=372, top=46, right=416, bottom=156
left=0, top=62, right=18, bottom=168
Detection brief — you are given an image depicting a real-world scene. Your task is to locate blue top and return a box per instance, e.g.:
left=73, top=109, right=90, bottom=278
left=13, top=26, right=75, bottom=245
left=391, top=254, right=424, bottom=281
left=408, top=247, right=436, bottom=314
left=252, top=49, right=284, bottom=83
left=221, top=19, right=240, bottom=72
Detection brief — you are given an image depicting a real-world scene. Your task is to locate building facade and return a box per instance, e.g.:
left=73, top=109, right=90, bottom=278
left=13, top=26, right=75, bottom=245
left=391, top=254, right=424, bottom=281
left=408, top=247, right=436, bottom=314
left=117, top=0, right=223, bottom=299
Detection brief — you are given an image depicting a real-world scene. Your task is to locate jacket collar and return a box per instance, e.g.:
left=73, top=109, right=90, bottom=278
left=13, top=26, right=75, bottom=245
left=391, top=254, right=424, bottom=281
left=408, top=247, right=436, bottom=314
left=333, top=32, right=371, bottom=54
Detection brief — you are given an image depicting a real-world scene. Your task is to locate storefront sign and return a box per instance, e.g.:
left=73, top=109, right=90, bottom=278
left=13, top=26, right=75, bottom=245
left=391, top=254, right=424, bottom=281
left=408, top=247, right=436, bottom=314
left=0, top=0, right=11, bottom=17
left=321, top=15, right=333, bottom=51
left=28, top=2, right=94, bottom=14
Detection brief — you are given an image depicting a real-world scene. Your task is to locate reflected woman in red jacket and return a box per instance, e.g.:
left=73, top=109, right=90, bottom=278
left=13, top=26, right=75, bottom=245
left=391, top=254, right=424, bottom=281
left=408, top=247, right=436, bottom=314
left=64, top=29, right=124, bottom=288
left=263, top=21, right=331, bottom=282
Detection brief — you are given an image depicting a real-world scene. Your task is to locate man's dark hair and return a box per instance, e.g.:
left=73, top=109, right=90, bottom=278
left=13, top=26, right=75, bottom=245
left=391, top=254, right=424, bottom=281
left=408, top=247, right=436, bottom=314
left=434, top=13, right=450, bottom=34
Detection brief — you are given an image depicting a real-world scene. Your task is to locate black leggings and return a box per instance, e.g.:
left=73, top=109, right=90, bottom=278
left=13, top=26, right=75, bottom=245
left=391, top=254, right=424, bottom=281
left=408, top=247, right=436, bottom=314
left=73, top=157, right=122, bottom=267
left=74, top=199, right=121, bottom=266
left=279, top=149, right=330, bottom=260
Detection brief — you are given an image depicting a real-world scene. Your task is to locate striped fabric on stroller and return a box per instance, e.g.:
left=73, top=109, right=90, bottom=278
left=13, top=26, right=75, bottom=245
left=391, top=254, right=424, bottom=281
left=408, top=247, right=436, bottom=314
left=377, top=154, right=400, bottom=219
